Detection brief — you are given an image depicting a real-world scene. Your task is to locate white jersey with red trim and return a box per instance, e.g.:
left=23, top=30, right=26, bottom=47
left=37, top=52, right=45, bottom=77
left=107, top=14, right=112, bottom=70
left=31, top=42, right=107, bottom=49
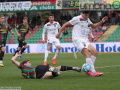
left=42, top=21, right=61, bottom=40
left=69, top=15, right=93, bottom=41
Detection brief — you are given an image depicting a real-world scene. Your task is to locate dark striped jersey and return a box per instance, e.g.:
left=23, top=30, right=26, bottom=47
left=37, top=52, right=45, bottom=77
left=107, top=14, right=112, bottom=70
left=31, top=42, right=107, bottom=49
left=18, top=63, right=36, bottom=79
left=17, top=23, right=30, bottom=40
left=0, top=23, right=11, bottom=41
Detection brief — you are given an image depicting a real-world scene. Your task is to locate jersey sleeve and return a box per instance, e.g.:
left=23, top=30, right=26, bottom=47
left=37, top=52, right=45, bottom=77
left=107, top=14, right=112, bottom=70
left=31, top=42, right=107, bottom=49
left=88, top=18, right=93, bottom=25
left=90, top=32, right=94, bottom=38
left=42, top=24, right=47, bottom=40
left=18, top=63, right=24, bottom=69
left=69, top=17, right=79, bottom=25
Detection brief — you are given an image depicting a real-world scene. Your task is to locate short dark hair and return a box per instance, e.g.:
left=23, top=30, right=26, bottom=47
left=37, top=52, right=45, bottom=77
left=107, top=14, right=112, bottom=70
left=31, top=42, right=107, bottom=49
left=23, top=16, right=28, bottom=20
left=0, top=15, right=5, bottom=18
left=82, top=11, right=90, bottom=14
left=21, top=60, right=29, bottom=65
left=49, top=14, right=54, bottom=17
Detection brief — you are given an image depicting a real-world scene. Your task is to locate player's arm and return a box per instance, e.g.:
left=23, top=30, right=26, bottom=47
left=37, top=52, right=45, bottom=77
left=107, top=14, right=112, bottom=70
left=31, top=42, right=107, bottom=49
left=15, top=25, right=21, bottom=37
left=10, top=30, right=15, bottom=35
left=58, top=22, right=62, bottom=39
left=25, top=25, right=31, bottom=35
left=89, top=32, right=94, bottom=42
left=90, top=16, right=108, bottom=28
left=42, top=25, right=47, bottom=43
left=56, top=22, right=71, bottom=39
left=11, top=53, right=20, bottom=66
left=8, top=25, right=15, bottom=35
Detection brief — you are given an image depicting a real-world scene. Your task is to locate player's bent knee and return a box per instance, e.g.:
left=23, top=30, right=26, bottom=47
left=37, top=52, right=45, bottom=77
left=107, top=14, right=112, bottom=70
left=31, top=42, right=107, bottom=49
left=81, top=48, right=91, bottom=58
left=57, top=46, right=61, bottom=51
left=24, top=44, right=28, bottom=48
left=93, top=50, right=98, bottom=56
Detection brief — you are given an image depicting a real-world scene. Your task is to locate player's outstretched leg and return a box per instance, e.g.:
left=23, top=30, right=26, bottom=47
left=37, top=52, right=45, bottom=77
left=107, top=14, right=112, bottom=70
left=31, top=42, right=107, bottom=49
left=88, top=44, right=104, bottom=77
left=44, top=50, right=49, bottom=65
left=50, top=66, right=81, bottom=72
left=52, top=45, right=61, bottom=65
left=81, top=48, right=103, bottom=77
left=44, top=43, right=52, bottom=65
left=52, top=49, right=59, bottom=65
left=19, top=44, right=28, bottom=60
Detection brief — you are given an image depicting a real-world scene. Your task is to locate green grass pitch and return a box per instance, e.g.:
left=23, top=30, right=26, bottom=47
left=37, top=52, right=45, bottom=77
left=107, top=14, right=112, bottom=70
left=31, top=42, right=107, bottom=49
left=0, top=53, right=120, bottom=90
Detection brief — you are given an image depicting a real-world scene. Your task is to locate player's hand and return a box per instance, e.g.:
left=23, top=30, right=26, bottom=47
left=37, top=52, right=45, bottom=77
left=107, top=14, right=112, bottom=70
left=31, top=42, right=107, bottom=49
left=11, top=32, right=15, bottom=35
left=92, top=38, right=94, bottom=42
left=29, top=31, right=31, bottom=34
left=56, top=34, right=60, bottom=39
left=42, top=40, right=45, bottom=44
left=18, top=34, right=21, bottom=37
left=15, top=53, right=21, bottom=57
left=102, top=16, right=108, bottom=23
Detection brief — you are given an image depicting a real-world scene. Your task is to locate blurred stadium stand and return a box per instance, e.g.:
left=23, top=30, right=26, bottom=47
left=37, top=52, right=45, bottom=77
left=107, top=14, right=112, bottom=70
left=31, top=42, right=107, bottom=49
left=6, top=24, right=117, bottom=44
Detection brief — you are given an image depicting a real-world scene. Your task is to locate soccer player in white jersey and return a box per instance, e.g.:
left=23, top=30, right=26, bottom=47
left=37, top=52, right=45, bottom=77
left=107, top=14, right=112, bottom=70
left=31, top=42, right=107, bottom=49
left=42, top=14, right=62, bottom=65
left=56, top=11, right=108, bottom=77
left=74, top=27, right=94, bottom=59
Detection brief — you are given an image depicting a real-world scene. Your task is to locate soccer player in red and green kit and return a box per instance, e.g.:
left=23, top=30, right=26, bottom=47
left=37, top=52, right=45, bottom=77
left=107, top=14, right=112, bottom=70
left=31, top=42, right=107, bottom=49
left=11, top=53, right=81, bottom=79
left=13, top=17, right=31, bottom=60
left=0, top=15, right=15, bottom=67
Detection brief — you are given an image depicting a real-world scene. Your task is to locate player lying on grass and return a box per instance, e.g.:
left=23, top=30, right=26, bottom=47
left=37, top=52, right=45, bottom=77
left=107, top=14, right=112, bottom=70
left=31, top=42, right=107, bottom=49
left=11, top=53, right=81, bottom=79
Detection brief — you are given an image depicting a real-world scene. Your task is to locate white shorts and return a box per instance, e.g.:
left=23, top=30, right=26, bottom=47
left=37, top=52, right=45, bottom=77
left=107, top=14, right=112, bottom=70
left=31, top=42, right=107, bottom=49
left=47, top=37, right=60, bottom=47
left=73, top=39, right=90, bottom=52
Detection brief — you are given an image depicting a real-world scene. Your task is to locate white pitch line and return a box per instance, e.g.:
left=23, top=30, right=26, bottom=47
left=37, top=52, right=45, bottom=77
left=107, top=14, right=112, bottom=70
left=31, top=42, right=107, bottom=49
left=105, top=72, right=120, bottom=73
left=95, top=65, right=120, bottom=68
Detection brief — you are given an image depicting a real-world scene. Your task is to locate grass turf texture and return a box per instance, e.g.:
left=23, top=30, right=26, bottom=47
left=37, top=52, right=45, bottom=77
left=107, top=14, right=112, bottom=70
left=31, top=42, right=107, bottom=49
left=0, top=53, right=120, bottom=90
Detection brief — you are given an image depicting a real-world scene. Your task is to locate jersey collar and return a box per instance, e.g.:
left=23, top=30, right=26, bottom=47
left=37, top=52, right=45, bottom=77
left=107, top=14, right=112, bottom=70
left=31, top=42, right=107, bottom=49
left=80, top=15, right=88, bottom=20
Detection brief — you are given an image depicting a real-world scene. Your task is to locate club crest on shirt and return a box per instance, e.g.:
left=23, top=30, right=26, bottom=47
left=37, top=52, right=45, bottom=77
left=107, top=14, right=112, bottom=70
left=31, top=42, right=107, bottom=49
left=87, top=21, right=88, bottom=23
left=54, top=25, right=56, bottom=27
left=84, top=44, right=86, bottom=47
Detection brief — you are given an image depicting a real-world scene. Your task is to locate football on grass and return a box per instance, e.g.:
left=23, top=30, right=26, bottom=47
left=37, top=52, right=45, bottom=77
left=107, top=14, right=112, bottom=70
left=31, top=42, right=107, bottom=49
left=82, top=63, right=91, bottom=72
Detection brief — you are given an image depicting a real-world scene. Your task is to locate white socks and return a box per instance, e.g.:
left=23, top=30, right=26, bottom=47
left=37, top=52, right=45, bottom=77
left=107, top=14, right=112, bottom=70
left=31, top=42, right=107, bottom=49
left=53, top=50, right=59, bottom=59
left=0, top=60, right=3, bottom=63
left=44, top=50, right=49, bottom=62
left=91, top=55, right=96, bottom=64
left=86, top=58, right=96, bottom=73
